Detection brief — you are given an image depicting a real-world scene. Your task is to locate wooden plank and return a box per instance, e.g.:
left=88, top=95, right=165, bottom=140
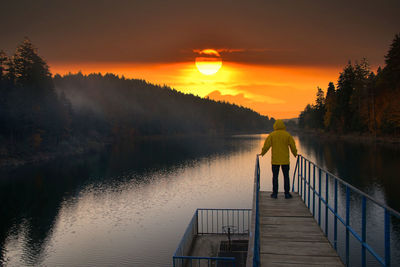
left=259, top=210, right=310, bottom=217
left=259, top=191, right=303, bottom=200
left=261, top=217, right=325, bottom=234
left=261, top=225, right=326, bottom=242
left=259, top=192, right=312, bottom=218
left=260, top=254, right=344, bottom=266
left=261, top=216, right=316, bottom=225
left=260, top=224, right=323, bottom=235
left=259, top=191, right=344, bottom=266
left=261, top=240, right=337, bottom=256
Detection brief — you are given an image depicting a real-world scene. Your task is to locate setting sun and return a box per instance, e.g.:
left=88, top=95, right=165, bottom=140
left=195, top=49, right=222, bottom=75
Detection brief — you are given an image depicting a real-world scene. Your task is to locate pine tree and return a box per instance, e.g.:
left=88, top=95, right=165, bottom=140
left=336, top=62, right=355, bottom=132
left=315, top=87, right=325, bottom=109
left=351, top=59, right=371, bottom=131
left=315, top=87, right=325, bottom=129
left=324, top=82, right=336, bottom=130
left=7, top=38, right=63, bottom=146
left=383, top=33, right=400, bottom=89
left=11, top=38, right=51, bottom=86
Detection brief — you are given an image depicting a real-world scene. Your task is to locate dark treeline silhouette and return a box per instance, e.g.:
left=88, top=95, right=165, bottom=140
left=299, top=33, right=400, bottom=136
left=54, top=73, right=274, bottom=136
left=0, top=39, right=274, bottom=163
left=0, top=39, right=70, bottom=158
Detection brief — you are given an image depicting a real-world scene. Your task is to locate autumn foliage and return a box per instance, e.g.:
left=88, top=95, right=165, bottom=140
left=299, top=33, right=400, bottom=135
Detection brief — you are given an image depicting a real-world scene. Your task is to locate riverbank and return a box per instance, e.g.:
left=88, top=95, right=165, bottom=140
left=294, top=129, right=400, bottom=145
left=0, top=138, right=109, bottom=170
left=0, top=130, right=271, bottom=170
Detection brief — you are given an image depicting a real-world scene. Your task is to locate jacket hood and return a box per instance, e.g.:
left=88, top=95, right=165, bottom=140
left=273, top=119, right=286, bottom=130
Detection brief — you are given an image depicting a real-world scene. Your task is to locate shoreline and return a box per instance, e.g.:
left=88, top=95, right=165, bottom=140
left=0, top=130, right=271, bottom=170
left=0, top=139, right=109, bottom=170
left=4, top=129, right=398, bottom=171
left=292, top=129, right=400, bottom=145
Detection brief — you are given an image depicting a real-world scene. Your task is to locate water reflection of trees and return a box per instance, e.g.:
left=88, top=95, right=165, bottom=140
left=298, top=134, right=400, bottom=212
left=0, top=135, right=253, bottom=265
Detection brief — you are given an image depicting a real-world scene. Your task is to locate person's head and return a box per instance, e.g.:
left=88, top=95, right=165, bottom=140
left=273, top=119, right=286, bottom=130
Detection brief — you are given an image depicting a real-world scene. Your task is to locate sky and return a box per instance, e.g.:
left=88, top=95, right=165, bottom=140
left=1, top=0, right=399, bottom=118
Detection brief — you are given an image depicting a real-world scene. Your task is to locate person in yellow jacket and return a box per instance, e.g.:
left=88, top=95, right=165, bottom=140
left=260, top=119, right=297, bottom=199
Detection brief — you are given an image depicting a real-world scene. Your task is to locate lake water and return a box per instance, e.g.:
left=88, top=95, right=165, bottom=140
left=0, top=134, right=399, bottom=266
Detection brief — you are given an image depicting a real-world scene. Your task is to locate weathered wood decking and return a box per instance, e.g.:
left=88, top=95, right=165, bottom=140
left=259, top=191, right=344, bottom=267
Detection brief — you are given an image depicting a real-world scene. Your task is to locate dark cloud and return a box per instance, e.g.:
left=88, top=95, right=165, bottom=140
left=1, top=0, right=399, bottom=66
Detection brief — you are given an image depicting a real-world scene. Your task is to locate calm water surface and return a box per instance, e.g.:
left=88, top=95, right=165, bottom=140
left=0, top=134, right=399, bottom=266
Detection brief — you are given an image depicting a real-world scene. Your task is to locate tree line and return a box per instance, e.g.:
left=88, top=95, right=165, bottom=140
left=0, top=39, right=274, bottom=159
left=299, top=33, right=400, bottom=135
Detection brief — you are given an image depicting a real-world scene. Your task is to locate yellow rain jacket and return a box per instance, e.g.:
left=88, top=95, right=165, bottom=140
left=261, top=119, right=297, bottom=165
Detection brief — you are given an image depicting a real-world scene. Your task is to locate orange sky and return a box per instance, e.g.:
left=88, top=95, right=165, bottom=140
left=3, top=1, right=398, bottom=119
left=50, top=61, right=341, bottom=119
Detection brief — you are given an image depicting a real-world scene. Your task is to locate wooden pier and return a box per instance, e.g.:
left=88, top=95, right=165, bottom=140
left=259, top=191, right=343, bottom=266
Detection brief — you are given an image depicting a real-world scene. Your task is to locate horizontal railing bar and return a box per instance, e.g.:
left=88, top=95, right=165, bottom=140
left=196, top=233, right=248, bottom=235
left=197, top=208, right=252, bottom=211
left=173, top=256, right=235, bottom=261
left=363, top=241, right=386, bottom=265
left=330, top=209, right=346, bottom=226
left=298, top=154, right=400, bottom=219
left=303, top=179, right=316, bottom=192
left=347, top=224, right=362, bottom=243
left=297, top=155, right=392, bottom=267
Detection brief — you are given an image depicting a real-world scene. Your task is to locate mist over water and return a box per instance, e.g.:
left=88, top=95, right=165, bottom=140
left=0, top=134, right=399, bottom=266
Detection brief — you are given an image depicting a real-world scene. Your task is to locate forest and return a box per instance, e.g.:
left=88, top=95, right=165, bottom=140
left=299, top=33, right=400, bottom=136
left=0, top=39, right=274, bottom=163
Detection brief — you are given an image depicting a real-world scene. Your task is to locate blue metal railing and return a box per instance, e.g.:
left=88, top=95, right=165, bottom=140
left=197, top=208, right=251, bottom=235
left=246, top=155, right=261, bottom=267
left=253, top=155, right=260, bottom=267
left=292, top=154, right=400, bottom=267
left=173, top=208, right=251, bottom=267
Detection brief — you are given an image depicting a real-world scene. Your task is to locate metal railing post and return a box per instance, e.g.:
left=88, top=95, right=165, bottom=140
left=303, top=159, right=307, bottom=202
left=325, top=173, right=329, bottom=236
left=300, top=156, right=303, bottom=197
left=308, top=161, right=311, bottom=208
left=361, top=196, right=366, bottom=267
left=207, top=210, right=209, bottom=233
left=201, top=209, right=204, bottom=234
left=292, top=156, right=299, bottom=192
left=318, top=168, right=322, bottom=226
left=334, top=179, right=338, bottom=251
left=252, top=155, right=260, bottom=267
left=384, top=209, right=391, bottom=267
left=196, top=209, right=199, bottom=236
left=346, top=186, right=350, bottom=267
left=298, top=156, right=300, bottom=193
left=313, top=164, right=315, bottom=217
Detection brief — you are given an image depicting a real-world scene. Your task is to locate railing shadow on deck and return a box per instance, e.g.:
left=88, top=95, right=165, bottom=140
left=292, top=154, right=400, bottom=267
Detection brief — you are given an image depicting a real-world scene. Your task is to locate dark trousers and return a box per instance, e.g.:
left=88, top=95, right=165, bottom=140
left=272, top=164, right=290, bottom=194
